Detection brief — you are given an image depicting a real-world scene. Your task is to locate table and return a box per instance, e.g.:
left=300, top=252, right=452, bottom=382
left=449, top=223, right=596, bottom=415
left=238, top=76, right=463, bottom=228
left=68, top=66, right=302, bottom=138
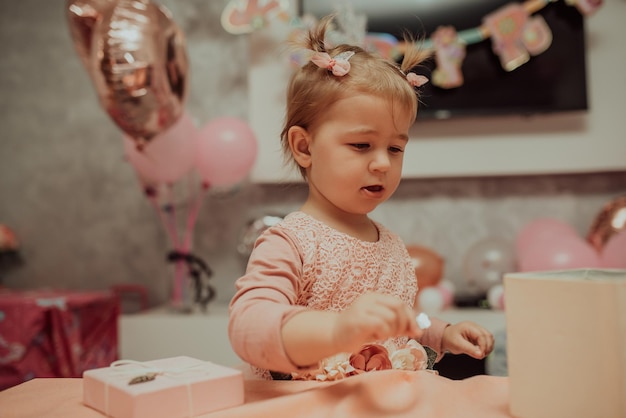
left=0, top=371, right=513, bottom=418
left=0, top=289, right=119, bottom=390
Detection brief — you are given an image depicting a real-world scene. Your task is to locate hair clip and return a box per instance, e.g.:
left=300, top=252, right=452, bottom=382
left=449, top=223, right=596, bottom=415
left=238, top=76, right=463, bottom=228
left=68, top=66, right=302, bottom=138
left=406, top=72, right=429, bottom=88
left=310, top=51, right=355, bottom=77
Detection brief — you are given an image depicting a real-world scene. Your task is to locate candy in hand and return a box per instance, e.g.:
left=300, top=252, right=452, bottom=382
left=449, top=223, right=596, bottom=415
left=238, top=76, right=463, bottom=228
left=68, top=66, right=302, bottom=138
left=416, top=312, right=431, bottom=329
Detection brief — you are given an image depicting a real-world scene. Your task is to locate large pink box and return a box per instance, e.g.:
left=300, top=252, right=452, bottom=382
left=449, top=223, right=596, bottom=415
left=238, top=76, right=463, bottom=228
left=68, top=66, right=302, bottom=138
left=504, top=269, right=626, bottom=418
left=83, top=356, right=244, bottom=418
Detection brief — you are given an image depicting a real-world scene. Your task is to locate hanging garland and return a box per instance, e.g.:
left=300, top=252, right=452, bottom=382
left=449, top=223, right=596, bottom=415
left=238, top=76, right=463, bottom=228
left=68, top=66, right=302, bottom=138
left=411, top=0, right=601, bottom=88
left=220, top=0, right=602, bottom=89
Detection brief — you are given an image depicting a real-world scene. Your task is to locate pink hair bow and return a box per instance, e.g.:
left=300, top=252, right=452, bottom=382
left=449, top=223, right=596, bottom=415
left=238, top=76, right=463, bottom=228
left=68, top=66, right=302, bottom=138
left=406, top=72, right=429, bottom=88
left=310, top=51, right=355, bottom=77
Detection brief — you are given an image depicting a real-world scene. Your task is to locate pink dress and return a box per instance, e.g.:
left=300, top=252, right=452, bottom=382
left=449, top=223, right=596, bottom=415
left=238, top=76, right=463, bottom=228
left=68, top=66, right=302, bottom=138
left=228, top=211, right=448, bottom=379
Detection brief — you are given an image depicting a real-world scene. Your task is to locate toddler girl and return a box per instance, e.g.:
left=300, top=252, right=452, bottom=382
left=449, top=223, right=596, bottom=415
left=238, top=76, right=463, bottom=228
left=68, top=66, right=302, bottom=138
left=229, top=16, right=494, bottom=380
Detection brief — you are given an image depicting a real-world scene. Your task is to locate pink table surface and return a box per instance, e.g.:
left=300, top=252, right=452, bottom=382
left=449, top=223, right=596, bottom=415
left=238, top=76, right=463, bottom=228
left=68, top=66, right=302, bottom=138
left=0, top=371, right=512, bottom=418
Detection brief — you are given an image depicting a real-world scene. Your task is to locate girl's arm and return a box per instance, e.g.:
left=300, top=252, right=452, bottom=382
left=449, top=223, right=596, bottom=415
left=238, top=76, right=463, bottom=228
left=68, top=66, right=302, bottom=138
left=229, top=230, right=311, bottom=373
left=282, top=292, right=423, bottom=367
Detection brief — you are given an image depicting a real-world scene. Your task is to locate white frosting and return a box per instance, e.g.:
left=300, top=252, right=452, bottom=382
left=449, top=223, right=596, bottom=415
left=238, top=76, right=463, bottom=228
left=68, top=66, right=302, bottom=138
left=416, top=312, right=431, bottom=330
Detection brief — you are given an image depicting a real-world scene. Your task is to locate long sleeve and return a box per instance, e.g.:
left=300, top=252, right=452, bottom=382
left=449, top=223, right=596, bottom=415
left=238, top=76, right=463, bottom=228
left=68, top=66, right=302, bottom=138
left=418, top=316, right=449, bottom=362
left=228, top=229, right=310, bottom=373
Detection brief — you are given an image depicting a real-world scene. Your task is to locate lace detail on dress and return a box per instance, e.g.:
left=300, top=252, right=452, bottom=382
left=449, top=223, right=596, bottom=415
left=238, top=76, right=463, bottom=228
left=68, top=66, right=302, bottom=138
left=256, top=212, right=418, bottom=380
left=284, top=212, right=417, bottom=312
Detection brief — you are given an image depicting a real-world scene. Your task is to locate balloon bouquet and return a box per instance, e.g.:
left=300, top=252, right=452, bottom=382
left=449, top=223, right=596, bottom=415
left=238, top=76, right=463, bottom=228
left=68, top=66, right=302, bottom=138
left=66, top=0, right=258, bottom=311
left=515, top=196, right=626, bottom=273
left=460, top=194, right=626, bottom=311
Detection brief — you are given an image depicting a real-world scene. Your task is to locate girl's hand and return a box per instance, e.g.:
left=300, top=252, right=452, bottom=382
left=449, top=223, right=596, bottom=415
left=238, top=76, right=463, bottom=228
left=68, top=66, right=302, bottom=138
left=332, top=292, right=423, bottom=354
left=441, top=321, right=494, bottom=359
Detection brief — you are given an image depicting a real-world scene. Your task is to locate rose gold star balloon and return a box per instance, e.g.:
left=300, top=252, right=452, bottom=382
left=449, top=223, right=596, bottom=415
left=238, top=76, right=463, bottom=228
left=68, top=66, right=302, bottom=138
left=68, top=0, right=189, bottom=148
left=587, top=196, right=626, bottom=252
left=66, top=0, right=116, bottom=73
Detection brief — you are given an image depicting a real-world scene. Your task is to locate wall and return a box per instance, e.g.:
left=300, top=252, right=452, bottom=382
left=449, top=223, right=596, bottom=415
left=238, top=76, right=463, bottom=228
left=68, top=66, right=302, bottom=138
left=0, top=0, right=624, bottom=306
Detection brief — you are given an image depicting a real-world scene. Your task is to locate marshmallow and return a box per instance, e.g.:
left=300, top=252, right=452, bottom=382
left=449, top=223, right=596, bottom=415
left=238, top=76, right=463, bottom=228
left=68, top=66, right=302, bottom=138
left=416, top=312, right=431, bottom=329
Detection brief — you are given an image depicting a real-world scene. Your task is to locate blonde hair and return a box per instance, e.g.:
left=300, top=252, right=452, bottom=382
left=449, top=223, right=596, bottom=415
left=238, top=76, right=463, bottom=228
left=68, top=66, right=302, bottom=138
left=280, top=15, right=431, bottom=178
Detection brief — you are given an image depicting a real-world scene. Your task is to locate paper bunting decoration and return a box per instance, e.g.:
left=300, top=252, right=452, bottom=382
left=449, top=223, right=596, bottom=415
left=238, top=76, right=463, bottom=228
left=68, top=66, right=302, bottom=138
left=483, top=3, right=552, bottom=72
left=431, top=26, right=466, bottom=89
left=522, top=15, right=553, bottom=56
left=415, top=0, right=598, bottom=86
left=221, top=0, right=289, bottom=34
left=248, top=0, right=601, bottom=89
left=483, top=4, right=532, bottom=71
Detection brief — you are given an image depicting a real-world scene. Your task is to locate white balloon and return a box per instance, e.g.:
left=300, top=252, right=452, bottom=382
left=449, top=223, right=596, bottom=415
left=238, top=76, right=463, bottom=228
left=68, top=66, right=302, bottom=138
left=487, top=284, right=505, bottom=310
left=418, top=287, right=445, bottom=315
left=463, top=237, right=516, bottom=296
left=437, top=280, right=456, bottom=307
left=439, top=279, right=456, bottom=295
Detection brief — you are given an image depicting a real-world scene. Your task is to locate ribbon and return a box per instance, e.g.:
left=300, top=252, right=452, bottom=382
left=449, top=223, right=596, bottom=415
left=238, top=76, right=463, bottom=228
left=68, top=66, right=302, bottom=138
left=110, top=358, right=211, bottom=378
left=310, top=51, right=355, bottom=76
left=167, top=250, right=216, bottom=310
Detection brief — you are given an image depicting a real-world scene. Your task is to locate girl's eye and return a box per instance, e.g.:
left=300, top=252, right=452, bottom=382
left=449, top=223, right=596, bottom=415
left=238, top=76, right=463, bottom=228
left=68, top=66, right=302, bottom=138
left=351, top=143, right=370, bottom=150
left=389, top=146, right=404, bottom=154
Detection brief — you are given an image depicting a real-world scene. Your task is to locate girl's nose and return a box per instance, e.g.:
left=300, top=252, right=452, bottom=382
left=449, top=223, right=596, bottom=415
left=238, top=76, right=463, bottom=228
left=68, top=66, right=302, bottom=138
left=369, top=151, right=391, bottom=172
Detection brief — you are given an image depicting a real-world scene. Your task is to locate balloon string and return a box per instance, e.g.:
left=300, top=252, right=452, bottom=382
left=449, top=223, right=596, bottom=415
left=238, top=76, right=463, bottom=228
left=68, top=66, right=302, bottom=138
left=145, top=179, right=209, bottom=307
left=174, top=179, right=209, bottom=306
left=182, top=182, right=209, bottom=253
left=164, top=184, right=182, bottom=249
left=165, top=183, right=187, bottom=305
left=146, top=188, right=180, bottom=250
left=172, top=257, right=185, bottom=305
left=145, top=185, right=185, bottom=305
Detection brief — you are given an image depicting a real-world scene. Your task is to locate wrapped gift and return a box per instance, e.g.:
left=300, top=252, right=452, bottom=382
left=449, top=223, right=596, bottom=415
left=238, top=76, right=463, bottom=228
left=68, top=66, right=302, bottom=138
left=0, top=289, right=118, bottom=390
left=83, top=356, right=244, bottom=418
left=504, top=269, right=626, bottom=418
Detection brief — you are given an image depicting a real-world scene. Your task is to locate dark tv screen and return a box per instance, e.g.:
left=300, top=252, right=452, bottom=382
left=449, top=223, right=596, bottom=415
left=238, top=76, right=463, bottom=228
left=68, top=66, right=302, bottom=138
left=299, top=0, right=589, bottom=120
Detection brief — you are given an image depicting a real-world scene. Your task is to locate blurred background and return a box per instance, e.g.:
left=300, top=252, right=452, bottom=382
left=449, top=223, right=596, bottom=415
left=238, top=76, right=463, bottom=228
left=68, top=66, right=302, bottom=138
left=0, top=0, right=624, bottom=308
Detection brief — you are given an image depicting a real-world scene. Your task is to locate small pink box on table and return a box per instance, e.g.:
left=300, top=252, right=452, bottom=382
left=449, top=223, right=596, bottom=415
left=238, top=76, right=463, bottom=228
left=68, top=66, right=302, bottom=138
left=83, top=356, right=244, bottom=418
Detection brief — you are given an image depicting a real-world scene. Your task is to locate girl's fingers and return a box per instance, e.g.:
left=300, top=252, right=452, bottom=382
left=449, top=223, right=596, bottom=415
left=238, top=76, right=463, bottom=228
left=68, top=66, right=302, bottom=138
left=350, top=293, right=422, bottom=340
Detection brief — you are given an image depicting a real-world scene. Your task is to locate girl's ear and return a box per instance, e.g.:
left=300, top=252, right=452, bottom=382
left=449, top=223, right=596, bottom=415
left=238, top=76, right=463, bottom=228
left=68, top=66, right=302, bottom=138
left=288, top=126, right=312, bottom=168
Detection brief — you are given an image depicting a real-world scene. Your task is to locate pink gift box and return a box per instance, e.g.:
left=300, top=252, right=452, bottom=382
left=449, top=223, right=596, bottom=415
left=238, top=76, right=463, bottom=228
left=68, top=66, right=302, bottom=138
left=83, top=356, right=244, bottom=418
left=505, top=269, right=626, bottom=418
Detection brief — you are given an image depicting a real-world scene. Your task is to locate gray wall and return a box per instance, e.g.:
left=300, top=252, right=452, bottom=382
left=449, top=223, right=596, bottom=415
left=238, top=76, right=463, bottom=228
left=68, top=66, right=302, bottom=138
left=1, top=0, right=624, bottom=307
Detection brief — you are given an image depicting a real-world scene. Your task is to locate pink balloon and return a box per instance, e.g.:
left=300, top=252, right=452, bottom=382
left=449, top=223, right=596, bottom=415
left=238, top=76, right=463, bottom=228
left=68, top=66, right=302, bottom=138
left=517, top=233, right=602, bottom=272
left=195, top=117, right=258, bottom=187
left=601, top=230, right=626, bottom=268
left=436, top=282, right=455, bottom=308
left=123, top=113, right=197, bottom=185
left=515, top=218, right=579, bottom=256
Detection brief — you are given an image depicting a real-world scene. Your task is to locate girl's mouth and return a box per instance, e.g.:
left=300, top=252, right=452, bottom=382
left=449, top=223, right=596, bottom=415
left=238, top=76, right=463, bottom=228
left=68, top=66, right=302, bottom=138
left=363, top=185, right=383, bottom=193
